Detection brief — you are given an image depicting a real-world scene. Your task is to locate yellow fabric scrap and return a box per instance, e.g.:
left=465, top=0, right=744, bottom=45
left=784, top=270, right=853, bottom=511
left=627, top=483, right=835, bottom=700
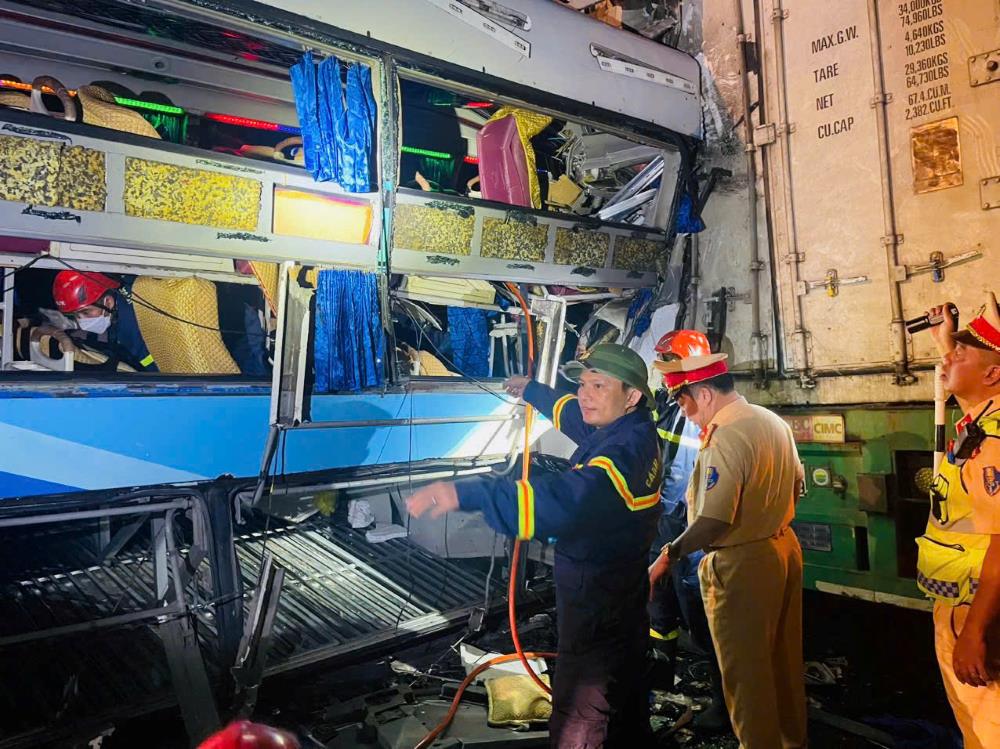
left=485, top=673, right=552, bottom=728
left=249, top=261, right=280, bottom=315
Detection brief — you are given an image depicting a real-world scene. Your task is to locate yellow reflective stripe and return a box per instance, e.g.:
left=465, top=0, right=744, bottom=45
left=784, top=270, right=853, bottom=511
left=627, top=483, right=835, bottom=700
left=650, top=627, right=680, bottom=641
left=658, top=429, right=701, bottom=449
left=588, top=456, right=660, bottom=511
left=140, top=354, right=155, bottom=367
left=552, top=394, right=576, bottom=431
left=516, top=480, right=535, bottom=540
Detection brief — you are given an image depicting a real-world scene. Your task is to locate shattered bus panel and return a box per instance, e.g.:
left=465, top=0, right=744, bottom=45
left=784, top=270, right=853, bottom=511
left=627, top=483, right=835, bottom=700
left=0, top=1, right=698, bottom=744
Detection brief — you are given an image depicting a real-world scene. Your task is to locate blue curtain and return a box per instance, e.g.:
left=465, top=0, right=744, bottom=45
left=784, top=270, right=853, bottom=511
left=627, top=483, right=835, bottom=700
left=674, top=192, right=706, bottom=233
left=290, top=51, right=376, bottom=192
left=314, top=269, right=385, bottom=393
left=447, top=307, right=490, bottom=378
left=627, top=288, right=654, bottom=338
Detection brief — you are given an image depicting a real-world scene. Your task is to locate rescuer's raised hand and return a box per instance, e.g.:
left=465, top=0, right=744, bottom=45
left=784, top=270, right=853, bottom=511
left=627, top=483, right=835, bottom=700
left=406, top=481, right=460, bottom=519
left=928, top=302, right=957, bottom=357
left=503, top=375, right=531, bottom=399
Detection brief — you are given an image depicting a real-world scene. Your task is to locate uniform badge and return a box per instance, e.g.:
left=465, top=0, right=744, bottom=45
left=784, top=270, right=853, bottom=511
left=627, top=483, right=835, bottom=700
left=984, top=466, right=1000, bottom=497
left=706, top=466, right=719, bottom=490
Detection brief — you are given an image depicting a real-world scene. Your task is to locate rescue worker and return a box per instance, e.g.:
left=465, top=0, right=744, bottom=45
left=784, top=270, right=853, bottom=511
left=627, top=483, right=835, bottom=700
left=407, top=343, right=662, bottom=748
left=45, top=270, right=157, bottom=371
left=648, top=330, right=729, bottom=732
left=649, top=353, right=807, bottom=749
left=917, top=294, right=1000, bottom=748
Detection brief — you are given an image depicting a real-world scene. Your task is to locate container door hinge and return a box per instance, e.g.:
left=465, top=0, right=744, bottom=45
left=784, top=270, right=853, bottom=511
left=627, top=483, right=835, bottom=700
left=969, top=49, right=1000, bottom=87
left=980, top=176, right=1000, bottom=209
left=703, top=286, right=751, bottom=311
left=796, top=269, right=869, bottom=297
left=753, top=123, right=776, bottom=147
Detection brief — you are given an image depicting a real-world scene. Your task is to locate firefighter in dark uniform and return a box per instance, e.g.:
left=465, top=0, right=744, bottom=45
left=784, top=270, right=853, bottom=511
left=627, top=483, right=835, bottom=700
left=49, top=270, right=157, bottom=371
left=407, top=343, right=663, bottom=748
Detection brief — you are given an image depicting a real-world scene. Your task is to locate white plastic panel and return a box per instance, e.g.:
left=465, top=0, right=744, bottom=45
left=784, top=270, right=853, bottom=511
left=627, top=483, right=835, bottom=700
left=0, top=117, right=381, bottom=269
left=54, top=243, right=237, bottom=273
left=246, top=0, right=702, bottom=138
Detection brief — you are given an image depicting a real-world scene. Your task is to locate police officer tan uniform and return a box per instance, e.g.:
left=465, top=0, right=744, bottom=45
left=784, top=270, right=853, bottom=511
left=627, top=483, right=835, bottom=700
left=649, top=353, right=807, bottom=749
left=917, top=294, right=1000, bottom=749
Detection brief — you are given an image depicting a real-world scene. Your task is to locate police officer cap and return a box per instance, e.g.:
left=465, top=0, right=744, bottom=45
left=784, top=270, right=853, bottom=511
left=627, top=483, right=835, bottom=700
left=561, top=343, right=654, bottom=404
left=951, top=291, right=1000, bottom=354
left=653, top=353, right=730, bottom=393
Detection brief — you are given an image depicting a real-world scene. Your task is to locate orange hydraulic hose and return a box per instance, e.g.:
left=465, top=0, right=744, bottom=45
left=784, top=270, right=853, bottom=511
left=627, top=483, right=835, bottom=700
left=413, top=284, right=552, bottom=749
left=502, top=282, right=551, bottom=696
left=412, top=651, right=558, bottom=749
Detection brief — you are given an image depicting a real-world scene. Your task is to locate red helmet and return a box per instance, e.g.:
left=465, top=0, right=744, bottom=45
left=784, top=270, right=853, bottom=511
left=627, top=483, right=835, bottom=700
left=655, top=329, right=711, bottom=359
left=198, top=721, right=300, bottom=749
left=52, top=270, right=119, bottom=314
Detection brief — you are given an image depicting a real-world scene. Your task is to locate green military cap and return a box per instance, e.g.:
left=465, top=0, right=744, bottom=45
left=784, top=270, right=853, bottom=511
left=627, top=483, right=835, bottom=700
left=560, top=343, right=655, bottom=405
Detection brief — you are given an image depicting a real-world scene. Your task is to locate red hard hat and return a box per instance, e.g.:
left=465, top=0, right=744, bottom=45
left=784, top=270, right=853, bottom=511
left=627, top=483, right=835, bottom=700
left=198, top=721, right=300, bottom=749
left=654, top=329, right=711, bottom=359
left=52, top=270, right=119, bottom=314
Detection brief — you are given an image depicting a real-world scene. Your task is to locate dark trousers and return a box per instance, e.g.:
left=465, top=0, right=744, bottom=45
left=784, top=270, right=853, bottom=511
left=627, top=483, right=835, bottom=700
left=648, top=512, right=722, bottom=690
left=550, top=556, right=652, bottom=749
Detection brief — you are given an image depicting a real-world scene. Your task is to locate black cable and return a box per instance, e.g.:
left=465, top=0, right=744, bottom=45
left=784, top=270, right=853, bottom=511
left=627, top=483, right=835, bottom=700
left=483, top=530, right=499, bottom=611
left=43, top=255, right=254, bottom=336
left=371, top=390, right=410, bottom=467
left=434, top=509, right=451, bottom=610
left=128, top=293, right=250, bottom=336
left=0, top=254, right=47, bottom=295
left=412, top=631, right=469, bottom=687
left=396, top=301, right=520, bottom=406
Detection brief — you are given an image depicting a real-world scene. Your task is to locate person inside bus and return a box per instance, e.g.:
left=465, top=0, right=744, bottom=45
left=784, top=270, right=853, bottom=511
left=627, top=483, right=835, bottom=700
left=37, top=269, right=158, bottom=372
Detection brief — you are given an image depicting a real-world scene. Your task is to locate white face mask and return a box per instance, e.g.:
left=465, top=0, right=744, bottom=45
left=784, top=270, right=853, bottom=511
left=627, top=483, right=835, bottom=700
left=77, top=314, right=111, bottom=335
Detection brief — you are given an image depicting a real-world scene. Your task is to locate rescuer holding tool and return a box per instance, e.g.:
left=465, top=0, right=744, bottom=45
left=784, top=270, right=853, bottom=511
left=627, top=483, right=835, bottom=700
left=917, top=294, right=1000, bottom=748
left=407, top=343, right=662, bottom=748
left=648, top=353, right=807, bottom=749
left=648, top=330, right=729, bottom=732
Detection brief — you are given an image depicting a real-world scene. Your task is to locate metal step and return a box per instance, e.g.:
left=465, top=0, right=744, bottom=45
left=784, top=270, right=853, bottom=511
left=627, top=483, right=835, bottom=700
left=0, top=519, right=503, bottom=748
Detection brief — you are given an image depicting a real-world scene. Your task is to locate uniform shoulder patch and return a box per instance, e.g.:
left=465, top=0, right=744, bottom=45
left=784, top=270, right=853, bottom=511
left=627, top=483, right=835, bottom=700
left=706, top=466, right=720, bottom=490
left=984, top=466, right=1000, bottom=497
